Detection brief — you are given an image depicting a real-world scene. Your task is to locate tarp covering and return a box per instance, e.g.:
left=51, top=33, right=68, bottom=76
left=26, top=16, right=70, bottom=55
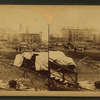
left=14, top=54, right=24, bottom=67
left=35, top=52, right=48, bottom=71
left=49, top=51, right=76, bottom=66
left=14, top=52, right=48, bottom=71
left=14, top=51, right=75, bottom=71
left=22, top=52, right=37, bottom=60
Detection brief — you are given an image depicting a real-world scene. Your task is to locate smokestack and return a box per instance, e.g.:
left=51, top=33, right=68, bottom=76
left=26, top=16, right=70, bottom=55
left=19, top=24, right=22, bottom=32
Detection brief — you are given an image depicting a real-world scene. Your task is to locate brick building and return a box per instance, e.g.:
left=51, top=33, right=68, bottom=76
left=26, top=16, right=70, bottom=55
left=61, top=28, right=91, bottom=42
left=21, top=33, right=41, bottom=44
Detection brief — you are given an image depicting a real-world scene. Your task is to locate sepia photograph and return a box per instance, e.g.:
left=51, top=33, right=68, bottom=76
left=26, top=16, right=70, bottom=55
left=49, top=6, right=100, bottom=92
left=0, top=5, right=100, bottom=96
left=0, top=6, right=48, bottom=92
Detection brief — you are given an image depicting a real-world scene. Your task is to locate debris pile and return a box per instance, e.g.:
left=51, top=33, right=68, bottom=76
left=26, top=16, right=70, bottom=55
left=78, top=81, right=95, bottom=91
left=0, top=79, right=36, bottom=91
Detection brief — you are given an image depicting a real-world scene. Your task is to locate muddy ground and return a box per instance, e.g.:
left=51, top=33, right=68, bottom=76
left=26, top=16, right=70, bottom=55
left=63, top=50, right=100, bottom=83
left=1, top=46, right=100, bottom=91
left=0, top=50, right=48, bottom=91
left=49, top=47, right=100, bottom=91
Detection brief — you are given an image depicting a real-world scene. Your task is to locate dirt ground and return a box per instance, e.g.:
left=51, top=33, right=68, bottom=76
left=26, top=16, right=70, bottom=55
left=0, top=48, right=48, bottom=91
left=63, top=50, right=100, bottom=84
left=1, top=46, right=100, bottom=91
left=49, top=47, right=100, bottom=91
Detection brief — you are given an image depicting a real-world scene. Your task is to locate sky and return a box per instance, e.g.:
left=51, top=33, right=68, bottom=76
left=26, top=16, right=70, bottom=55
left=0, top=5, right=100, bottom=41
left=0, top=7, right=48, bottom=42
left=50, top=6, right=100, bottom=35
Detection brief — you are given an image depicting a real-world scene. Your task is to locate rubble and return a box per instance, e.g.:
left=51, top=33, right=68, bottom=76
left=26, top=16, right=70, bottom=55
left=78, top=81, right=95, bottom=91
left=0, top=79, right=37, bottom=91
left=0, top=80, right=9, bottom=90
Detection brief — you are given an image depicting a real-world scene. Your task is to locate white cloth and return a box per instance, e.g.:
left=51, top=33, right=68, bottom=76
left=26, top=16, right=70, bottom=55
left=14, top=54, right=24, bottom=67
left=22, top=52, right=34, bottom=60
left=35, top=52, right=48, bottom=71
left=49, top=51, right=65, bottom=60
left=14, top=52, right=48, bottom=71
left=49, top=51, right=76, bottom=66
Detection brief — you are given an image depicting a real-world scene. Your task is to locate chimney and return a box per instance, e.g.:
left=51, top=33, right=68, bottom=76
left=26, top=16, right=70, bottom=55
left=26, top=26, right=29, bottom=34
left=19, top=24, right=22, bottom=32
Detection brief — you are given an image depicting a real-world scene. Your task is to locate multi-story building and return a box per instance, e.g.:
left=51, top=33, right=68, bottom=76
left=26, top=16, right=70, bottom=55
left=7, top=32, right=42, bottom=45
left=21, top=33, right=41, bottom=44
left=61, top=28, right=91, bottom=42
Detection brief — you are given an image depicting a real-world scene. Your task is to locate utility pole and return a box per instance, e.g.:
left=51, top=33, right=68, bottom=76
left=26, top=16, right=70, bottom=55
left=48, top=24, right=50, bottom=89
left=19, top=24, right=22, bottom=32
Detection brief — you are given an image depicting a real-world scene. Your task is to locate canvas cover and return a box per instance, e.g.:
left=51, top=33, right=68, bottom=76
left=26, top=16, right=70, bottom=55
left=49, top=51, right=76, bottom=66
left=14, top=52, right=48, bottom=71
left=35, top=52, right=48, bottom=71
left=14, top=54, right=24, bottom=67
left=14, top=51, right=75, bottom=71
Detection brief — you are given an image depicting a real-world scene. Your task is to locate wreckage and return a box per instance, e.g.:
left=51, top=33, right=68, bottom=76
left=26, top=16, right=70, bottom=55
left=49, top=51, right=79, bottom=90
left=14, top=51, right=96, bottom=91
left=14, top=51, right=79, bottom=90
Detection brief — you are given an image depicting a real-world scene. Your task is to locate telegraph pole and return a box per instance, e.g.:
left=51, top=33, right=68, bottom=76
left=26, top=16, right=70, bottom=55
left=48, top=24, right=50, bottom=89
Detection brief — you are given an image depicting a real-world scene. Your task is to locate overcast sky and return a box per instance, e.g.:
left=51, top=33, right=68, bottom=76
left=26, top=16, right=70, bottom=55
left=50, top=7, right=100, bottom=35
left=0, top=8, right=48, bottom=42
left=0, top=6, right=100, bottom=41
